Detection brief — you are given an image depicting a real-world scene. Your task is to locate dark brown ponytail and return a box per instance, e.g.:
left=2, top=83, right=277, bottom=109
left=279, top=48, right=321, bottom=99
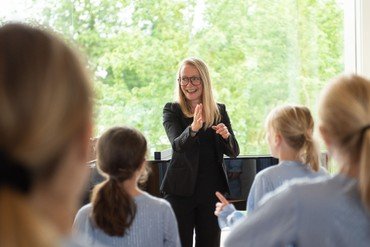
left=91, top=179, right=136, bottom=236
left=91, top=127, right=147, bottom=236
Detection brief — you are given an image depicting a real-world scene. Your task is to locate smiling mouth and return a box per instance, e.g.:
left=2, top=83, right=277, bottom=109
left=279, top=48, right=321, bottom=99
left=186, top=89, right=197, bottom=93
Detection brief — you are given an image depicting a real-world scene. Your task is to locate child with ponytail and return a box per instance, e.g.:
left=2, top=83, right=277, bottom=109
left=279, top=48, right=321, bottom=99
left=73, top=127, right=181, bottom=247
left=215, top=105, right=328, bottom=229
left=225, top=75, right=370, bottom=247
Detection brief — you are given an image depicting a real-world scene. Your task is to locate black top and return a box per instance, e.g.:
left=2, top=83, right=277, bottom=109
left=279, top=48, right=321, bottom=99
left=160, top=102, right=239, bottom=196
left=197, top=127, right=227, bottom=193
left=198, top=127, right=218, bottom=176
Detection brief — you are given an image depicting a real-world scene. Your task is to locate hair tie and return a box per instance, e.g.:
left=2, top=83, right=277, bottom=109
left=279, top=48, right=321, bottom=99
left=0, top=150, right=32, bottom=194
left=360, top=124, right=370, bottom=137
left=108, top=175, right=119, bottom=182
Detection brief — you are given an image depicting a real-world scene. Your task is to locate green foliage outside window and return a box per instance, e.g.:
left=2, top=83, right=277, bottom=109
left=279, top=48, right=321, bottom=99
left=1, top=0, right=344, bottom=156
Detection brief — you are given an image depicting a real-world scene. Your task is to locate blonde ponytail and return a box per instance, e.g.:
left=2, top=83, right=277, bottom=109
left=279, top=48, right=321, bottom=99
left=303, top=136, right=320, bottom=172
left=319, top=74, right=370, bottom=212
left=266, top=105, right=320, bottom=171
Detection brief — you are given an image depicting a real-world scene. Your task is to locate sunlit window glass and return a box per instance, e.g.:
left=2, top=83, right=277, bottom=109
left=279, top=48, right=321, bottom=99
left=1, top=0, right=344, bottom=156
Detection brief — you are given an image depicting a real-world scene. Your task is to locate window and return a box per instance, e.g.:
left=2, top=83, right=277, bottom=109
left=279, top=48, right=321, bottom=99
left=344, top=0, right=370, bottom=76
left=1, top=0, right=346, bottom=156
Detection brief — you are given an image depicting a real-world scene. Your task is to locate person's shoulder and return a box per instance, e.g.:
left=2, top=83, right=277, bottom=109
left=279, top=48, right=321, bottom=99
left=286, top=177, right=328, bottom=186
left=61, top=236, right=88, bottom=247
left=317, top=166, right=330, bottom=176
left=261, top=161, right=306, bottom=176
left=73, top=203, right=93, bottom=231
left=278, top=176, right=329, bottom=198
left=217, top=102, right=226, bottom=110
left=259, top=175, right=331, bottom=210
left=250, top=169, right=275, bottom=190
left=255, top=164, right=280, bottom=179
left=77, top=203, right=92, bottom=214
left=164, top=102, right=179, bottom=108
left=217, top=103, right=228, bottom=116
left=164, top=102, right=181, bottom=111
left=75, top=203, right=92, bottom=219
left=139, top=192, right=172, bottom=209
left=258, top=177, right=318, bottom=204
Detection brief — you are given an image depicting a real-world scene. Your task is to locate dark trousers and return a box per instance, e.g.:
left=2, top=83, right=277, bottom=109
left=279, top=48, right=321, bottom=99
left=165, top=191, right=221, bottom=247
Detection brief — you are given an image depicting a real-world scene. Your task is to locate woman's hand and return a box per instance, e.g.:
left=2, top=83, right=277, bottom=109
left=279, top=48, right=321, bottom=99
left=212, top=123, right=230, bottom=140
left=191, top=103, right=203, bottom=132
left=214, top=191, right=229, bottom=216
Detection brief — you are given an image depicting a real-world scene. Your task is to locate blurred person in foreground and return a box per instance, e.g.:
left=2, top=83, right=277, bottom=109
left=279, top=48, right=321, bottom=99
left=0, top=23, right=93, bottom=246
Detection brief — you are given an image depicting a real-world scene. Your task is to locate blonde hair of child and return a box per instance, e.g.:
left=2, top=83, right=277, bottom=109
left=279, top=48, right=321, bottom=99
left=265, top=105, right=320, bottom=171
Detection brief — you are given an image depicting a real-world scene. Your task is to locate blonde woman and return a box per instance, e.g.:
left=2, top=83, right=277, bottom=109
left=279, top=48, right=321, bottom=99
left=215, top=105, right=328, bottom=229
left=73, top=127, right=181, bottom=246
left=225, top=75, right=370, bottom=247
left=0, top=23, right=92, bottom=246
left=161, top=57, right=239, bottom=247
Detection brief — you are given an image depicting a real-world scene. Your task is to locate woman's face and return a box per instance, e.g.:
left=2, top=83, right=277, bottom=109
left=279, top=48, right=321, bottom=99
left=179, top=64, right=203, bottom=104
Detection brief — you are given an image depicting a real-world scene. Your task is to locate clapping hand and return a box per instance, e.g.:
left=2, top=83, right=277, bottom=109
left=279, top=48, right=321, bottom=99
left=191, top=103, right=203, bottom=132
left=212, top=123, right=230, bottom=140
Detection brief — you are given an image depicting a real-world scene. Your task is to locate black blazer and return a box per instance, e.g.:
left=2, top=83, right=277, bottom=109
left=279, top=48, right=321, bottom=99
left=160, top=102, right=240, bottom=196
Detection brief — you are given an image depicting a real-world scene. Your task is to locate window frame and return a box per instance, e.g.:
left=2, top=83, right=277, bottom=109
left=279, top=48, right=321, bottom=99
left=344, top=0, right=370, bottom=77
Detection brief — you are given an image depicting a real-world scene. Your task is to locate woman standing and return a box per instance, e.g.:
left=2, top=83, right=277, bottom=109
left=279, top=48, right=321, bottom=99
left=161, top=57, right=239, bottom=247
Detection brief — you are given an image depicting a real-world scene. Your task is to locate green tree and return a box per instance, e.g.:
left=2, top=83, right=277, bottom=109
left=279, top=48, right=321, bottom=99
left=33, top=0, right=343, bottom=155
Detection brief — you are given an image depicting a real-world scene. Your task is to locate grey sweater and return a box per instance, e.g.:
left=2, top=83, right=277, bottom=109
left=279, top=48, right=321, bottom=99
left=73, top=192, right=181, bottom=247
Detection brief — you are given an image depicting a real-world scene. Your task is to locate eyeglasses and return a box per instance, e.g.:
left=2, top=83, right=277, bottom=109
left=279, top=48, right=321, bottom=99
left=178, top=76, right=202, bottom=86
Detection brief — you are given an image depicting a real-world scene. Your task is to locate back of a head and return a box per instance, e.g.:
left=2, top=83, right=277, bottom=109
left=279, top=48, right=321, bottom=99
left=92, top=126, right=147, bottom=236
left=0, top=23, right=92, bottom=246
left=319, top=74, right=370, bottom=211
left=266, top=105, right=320, bottom=171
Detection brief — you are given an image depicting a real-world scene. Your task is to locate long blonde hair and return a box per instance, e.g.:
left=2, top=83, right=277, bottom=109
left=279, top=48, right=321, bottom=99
left=265, top=105, right=320, bottom=171
left=319, top=74, right=370, bottom=211
left=0, top=23, right=92, bottom=246
left=176, top=57, right=221, bottom=128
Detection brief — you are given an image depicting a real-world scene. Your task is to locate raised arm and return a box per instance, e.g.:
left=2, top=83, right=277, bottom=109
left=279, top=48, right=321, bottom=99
left=163, top=102, right=198, bottom=152
left=214, top=104, right=239, bottom=157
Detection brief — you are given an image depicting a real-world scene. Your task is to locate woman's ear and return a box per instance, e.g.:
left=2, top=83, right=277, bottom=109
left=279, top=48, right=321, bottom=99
left=139, top=160, right=147, bottom=175
left=136, top=160, right=149, bottom=184
left=274, top=132, right=282, bottom=146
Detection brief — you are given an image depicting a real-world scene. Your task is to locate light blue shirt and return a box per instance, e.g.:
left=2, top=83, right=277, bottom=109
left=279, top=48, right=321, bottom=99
left=218, top=161, right=328, bottom=229
left=224, top=174, right=370, bottom=247
left=73, top=192, right=181, bottom=247
left=247, top=160, right=328, bottom=212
